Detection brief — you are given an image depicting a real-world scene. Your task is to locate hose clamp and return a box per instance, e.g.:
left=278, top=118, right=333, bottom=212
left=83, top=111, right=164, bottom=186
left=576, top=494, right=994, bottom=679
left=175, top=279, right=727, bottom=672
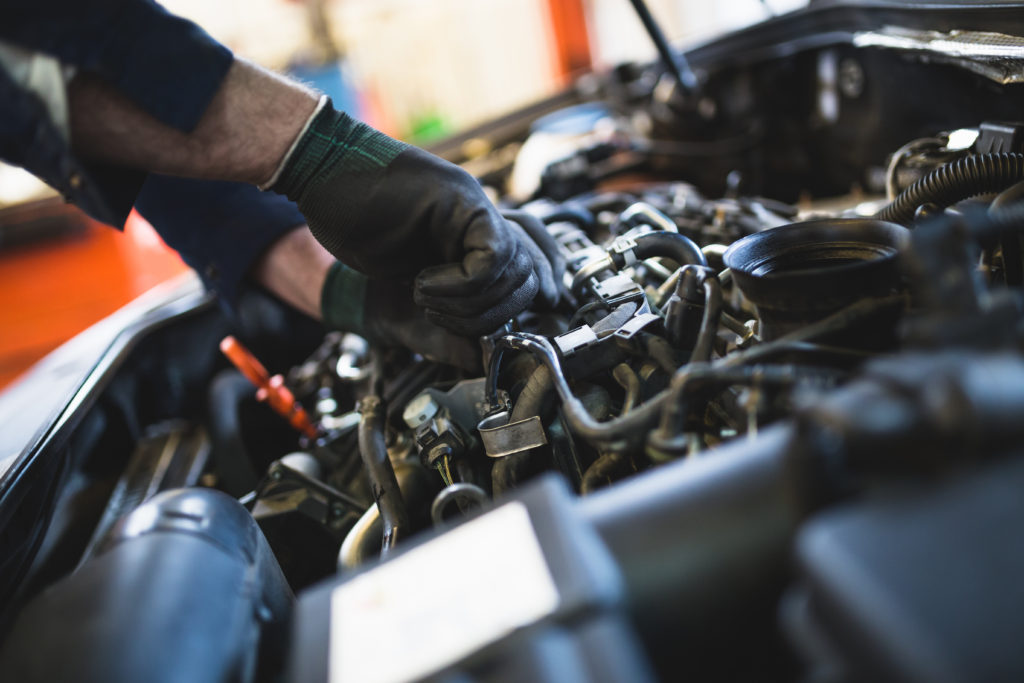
left=477, top=412, right=548, bottom=458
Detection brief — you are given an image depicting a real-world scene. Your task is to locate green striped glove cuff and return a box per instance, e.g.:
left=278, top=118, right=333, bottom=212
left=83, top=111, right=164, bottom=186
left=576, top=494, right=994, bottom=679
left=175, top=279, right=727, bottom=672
left=320, top=261, right=368, bottom=335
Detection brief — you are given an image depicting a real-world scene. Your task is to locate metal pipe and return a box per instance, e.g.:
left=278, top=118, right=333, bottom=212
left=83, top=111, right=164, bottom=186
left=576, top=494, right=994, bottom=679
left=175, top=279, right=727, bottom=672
left=612, top=363, right=641, bottom=414
left=489, top=333, right=796, bottom=450
left=489, top=333, right=669, bottom=445
left=618, top=202, right=679, bottom=234
left=721, top=294, right=907, bottom=368
left=338, top=504, right=381, bottom=571
left=690, top=277, right=723, bottom=363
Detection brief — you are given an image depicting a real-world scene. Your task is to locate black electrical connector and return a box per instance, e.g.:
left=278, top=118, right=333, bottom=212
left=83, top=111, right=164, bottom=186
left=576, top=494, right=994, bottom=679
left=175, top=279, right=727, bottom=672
left=976, top=121, right=1024, bottom=155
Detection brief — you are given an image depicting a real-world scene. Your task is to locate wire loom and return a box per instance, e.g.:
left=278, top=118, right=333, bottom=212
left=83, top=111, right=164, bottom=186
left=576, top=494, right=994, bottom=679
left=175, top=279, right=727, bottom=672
left=877, top=152, right=1024, bottom=224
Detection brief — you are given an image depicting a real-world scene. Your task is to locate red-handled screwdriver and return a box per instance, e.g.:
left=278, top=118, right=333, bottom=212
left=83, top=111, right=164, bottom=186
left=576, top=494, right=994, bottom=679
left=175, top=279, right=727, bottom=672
left=219, top=335, right=318, bottom=439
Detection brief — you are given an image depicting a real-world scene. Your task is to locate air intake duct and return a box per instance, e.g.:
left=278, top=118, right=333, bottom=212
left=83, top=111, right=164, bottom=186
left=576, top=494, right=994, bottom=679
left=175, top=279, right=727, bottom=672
left=723, top=219, right=909, bottom=342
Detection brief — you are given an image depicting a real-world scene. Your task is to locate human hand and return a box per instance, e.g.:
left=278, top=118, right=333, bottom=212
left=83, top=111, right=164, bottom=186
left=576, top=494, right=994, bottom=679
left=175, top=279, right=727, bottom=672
left=320, top=262, right=481, bottom=372
left=270, top=100, right=564, bottom=336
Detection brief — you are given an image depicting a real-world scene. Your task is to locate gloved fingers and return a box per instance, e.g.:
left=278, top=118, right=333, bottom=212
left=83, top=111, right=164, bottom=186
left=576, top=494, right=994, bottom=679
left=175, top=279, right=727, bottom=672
left=506, top=221, right=559, bottom=310
left=415, top=213, right=523, bottom=298
left=422, top=271, right=539, bottom=336
left=414, top=238, right=535, bottom=313
left=501, top=210, right=567, bottom=287
left=393, top=319, right=483, bottom=372
left=365, top=282, right=482, bottom=372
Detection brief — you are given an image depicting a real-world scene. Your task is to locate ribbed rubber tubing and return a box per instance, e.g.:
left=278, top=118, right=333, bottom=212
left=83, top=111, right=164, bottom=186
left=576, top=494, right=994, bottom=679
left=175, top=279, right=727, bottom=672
left=876, top=152, right=1024, bottom=225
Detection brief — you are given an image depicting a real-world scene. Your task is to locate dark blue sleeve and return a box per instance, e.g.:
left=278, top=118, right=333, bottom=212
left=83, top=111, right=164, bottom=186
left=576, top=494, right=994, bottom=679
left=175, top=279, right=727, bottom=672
left=2, top=0, right=233, bottom=132
left=134, top=175, right=307, bottom=304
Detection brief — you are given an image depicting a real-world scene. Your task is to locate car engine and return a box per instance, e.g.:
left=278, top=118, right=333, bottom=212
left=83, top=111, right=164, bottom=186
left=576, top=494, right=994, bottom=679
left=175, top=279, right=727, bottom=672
left=4, top=3, right=1024, bottom=682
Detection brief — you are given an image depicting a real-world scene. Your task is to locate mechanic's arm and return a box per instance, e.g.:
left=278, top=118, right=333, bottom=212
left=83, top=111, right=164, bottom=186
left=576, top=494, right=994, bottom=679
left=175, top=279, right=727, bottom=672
left=252, top=224, right=333, bottom=319
left=6, top=0, right=563, bottom=339
left=68, top=57, right=564, bottom=337
left=69, top=60, right=316, bottom=186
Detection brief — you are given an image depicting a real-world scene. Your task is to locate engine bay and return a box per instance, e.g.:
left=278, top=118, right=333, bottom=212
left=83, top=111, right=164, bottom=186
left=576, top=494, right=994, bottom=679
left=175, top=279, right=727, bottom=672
left=5, top=3, right=1024, bottom=681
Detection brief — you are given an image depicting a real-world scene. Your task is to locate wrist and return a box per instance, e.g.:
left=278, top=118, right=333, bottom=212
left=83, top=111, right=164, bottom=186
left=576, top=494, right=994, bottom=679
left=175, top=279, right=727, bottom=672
left=265, top=99, right=408, bottom=200
left=257, top=95, right=329, bottom=190
left=320, top=262, right=369, bottom=334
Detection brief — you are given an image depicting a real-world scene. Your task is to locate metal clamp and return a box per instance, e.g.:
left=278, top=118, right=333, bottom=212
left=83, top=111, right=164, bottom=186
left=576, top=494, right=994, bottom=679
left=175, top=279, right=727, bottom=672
left=477, top=412, right=548, bottom=458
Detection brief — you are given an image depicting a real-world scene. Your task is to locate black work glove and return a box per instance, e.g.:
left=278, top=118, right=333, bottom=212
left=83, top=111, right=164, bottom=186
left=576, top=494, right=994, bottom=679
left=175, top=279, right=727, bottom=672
left=320, top=262, right=481, bottom=372
left=418, top=209, right=566, bottom=333
left=269, top=99, right=564, bottom=336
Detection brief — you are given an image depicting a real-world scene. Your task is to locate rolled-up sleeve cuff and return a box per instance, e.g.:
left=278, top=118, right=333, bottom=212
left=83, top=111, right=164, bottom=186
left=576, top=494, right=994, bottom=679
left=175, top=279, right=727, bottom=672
left=95, top=0, right=233, bottom=131
left=0, top=0, right=232, bottom=131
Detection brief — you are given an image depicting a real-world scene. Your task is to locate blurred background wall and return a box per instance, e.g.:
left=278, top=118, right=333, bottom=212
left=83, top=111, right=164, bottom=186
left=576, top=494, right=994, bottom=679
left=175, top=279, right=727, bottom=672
left=155, top=0, right=810, bottom=141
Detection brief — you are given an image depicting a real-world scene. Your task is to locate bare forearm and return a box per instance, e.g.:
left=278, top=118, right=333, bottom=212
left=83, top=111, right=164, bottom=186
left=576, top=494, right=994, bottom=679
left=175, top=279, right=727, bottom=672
left=252, top=227, right=334, bottom=319
left=68, top=59, right=318, bottom=185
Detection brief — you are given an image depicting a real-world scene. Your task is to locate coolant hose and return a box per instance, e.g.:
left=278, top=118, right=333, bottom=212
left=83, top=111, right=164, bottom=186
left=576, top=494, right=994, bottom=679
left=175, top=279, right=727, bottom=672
left=357, top=395, right=410, bottom=554
left=876, top=152, right=1024, bottom=225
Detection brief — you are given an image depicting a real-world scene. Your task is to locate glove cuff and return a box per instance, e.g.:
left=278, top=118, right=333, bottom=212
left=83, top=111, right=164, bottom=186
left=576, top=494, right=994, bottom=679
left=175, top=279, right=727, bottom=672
left=266, top=98, right=408, bottom=200
left=320, top=261, right=369, bottom=335
left=258, top=95, right=329, bottom=190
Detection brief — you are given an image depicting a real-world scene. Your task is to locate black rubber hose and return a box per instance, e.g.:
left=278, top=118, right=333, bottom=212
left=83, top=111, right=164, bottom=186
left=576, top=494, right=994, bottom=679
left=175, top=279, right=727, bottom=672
left=492, top=364, right=554, bottom=497
left=357, top=395, right=410, bottom=555
left=610, top=231, right=708, bottom=269
left=876, top=152, right=1024, bottom=225
left=207, top=371, right=260, bottom=496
